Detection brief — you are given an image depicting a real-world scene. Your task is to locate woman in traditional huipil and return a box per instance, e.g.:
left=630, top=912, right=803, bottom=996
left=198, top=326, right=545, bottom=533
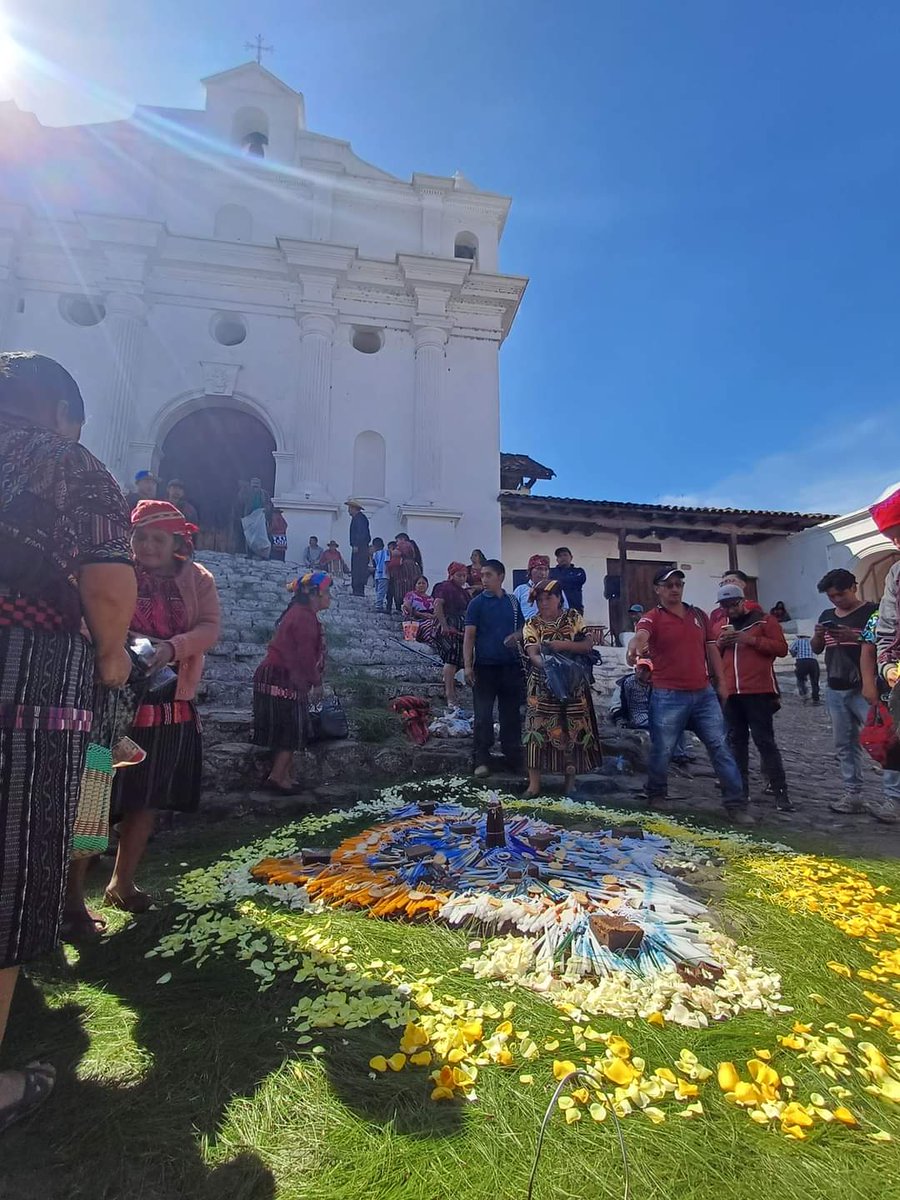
left=0, top=352, right=135, bottom=1131
left=430, top=562, right=470, bottom=710
left=105, top=501, right=220, bottom=911
left=253, top=571, right=331, bottom=793
left=522, top=579, right=601, bottom=798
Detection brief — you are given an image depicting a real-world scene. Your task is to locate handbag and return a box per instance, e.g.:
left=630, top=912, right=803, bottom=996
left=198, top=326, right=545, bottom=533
left=308, top=694, right=349, bottom=742
left=72, top=688, right=122, bottom=859
left=860, top=702, right=900, bottom=770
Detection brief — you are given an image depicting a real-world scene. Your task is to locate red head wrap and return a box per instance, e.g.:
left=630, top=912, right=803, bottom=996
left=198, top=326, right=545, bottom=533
left=870, top=486, right=900, bottom=535
left=447, top=561, right=467, bottom=579
left=131, top=500, right=198, bottom=554
left=528, top=554, right=550, bottom=573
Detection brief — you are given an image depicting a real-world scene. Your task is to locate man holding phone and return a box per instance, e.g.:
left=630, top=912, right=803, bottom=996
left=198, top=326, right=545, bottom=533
left=811, top=568, right=899, bottom=819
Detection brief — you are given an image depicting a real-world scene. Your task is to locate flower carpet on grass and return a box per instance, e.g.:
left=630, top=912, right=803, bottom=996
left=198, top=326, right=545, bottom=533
left=148, top=777, right=900, bottom=1150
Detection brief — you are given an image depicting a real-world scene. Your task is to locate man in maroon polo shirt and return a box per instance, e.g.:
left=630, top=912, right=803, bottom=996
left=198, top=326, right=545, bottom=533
left=627, top=567, right=750, bottom=822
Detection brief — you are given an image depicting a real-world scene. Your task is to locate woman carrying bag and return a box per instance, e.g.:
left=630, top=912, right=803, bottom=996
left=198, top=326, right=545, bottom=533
left=102, top=501, right=221, bottom=912
left=253, top=571, right=332, bottom=794
left=522, top=579, right=601, bottom=799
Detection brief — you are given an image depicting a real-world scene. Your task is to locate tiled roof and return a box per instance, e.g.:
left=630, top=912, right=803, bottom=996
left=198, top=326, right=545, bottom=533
left=503, top=493, right=834, bottom=522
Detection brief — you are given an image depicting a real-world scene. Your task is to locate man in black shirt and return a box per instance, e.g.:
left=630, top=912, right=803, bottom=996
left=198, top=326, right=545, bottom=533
left=347, top=501, right=371, bottom=597
left=811, top=568, right=896, bottom=819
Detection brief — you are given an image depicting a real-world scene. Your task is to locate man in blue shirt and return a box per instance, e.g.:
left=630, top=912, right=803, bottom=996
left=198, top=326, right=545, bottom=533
left=464, top=558, right=523, bottom=778
left=549, top=547, right=587, bottom=614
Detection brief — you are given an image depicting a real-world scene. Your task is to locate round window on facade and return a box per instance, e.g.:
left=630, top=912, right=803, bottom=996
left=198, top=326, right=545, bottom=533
left=351, top=326, right=383, bottom=354
left=211, top=312, right=248, bottom=347
left=59, top=295, right=106, bottom=327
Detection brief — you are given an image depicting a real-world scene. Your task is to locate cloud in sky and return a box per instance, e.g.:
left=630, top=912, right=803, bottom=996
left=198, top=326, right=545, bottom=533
left=656, top=405, right=900, bottom=517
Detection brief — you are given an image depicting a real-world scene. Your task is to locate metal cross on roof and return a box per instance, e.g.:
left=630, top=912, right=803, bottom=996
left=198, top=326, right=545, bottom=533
left=245, top=34, right=273, bottom=65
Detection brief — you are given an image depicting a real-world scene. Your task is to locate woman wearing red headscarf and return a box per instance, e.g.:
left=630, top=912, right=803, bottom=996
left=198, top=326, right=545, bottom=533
left=105, top=501, right=220, bottom=910
left=430, top=562, right=471, bottom=710
left=871, top=485, right=900, bottom=697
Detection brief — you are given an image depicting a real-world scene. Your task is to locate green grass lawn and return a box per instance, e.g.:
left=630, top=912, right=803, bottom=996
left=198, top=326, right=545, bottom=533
left=2, top=795, right=900, bottom=1200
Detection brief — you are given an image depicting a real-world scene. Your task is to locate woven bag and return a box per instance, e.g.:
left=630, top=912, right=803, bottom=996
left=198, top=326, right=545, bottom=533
left=72, top=742, right=115, bottom=858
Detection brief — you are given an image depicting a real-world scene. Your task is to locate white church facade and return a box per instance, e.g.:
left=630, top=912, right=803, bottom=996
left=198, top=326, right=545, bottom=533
left=0, top=62, right=526, bottom=568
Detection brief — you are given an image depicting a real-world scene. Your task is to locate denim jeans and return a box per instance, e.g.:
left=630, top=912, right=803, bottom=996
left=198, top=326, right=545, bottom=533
left=825, top=686, right=900, bottom=800
left=374, top=578, right=388, bottom=611
left=648, top=686, right=745, bottom=806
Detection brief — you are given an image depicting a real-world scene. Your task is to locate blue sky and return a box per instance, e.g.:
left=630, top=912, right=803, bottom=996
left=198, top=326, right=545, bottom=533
left=4, top=0, right=900, bottom=516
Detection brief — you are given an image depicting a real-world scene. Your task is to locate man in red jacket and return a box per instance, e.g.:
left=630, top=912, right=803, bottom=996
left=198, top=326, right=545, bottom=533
left=712, top=583, right=792, bottom=811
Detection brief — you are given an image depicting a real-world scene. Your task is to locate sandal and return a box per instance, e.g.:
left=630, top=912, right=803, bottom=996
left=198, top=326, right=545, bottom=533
left=0, top=1063, right=55, bottom=1136
left=103, top=887, right=154, bottom=914
left=261, top=780, right=304, bottom=796
left=60, top=910, right=107, bottom=944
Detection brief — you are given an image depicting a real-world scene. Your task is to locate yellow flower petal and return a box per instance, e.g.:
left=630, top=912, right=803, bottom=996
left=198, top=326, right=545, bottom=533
left=495, top=1020, right=513, bottom=1036
left=589, top=1102, right=608, bottom=1122
left=654, top=1068, right=677, bottom=1085
left=866, top=1130, right=892, bottom=1142
left=826, top=961, right=852, bottom=978
left=833, top=1106, right=858, bottom=1126
left=644, top=1106, right=666, bottom=1124
left=717, top=1062, right=740, bottom=1092
left=430, top=1086, right=454, bottom=1101
left=565, top=1107, right=581, bottom=1124
left=409, top=1051, right=432, bottom=1067
left=553, top=1059, right=578, bottom=1081
left=544, top=1039, right=560, bottom=1051
left=572, top=1087, right=590, bottom=1105
left=608, top=1035, right=631, bottom=1059
left=368, top=1056, right=388, bottom=1072
left=604, top=1058, right=637, bottom=1087
left=558, top=1095, right=575, bottom=1110
left=675, top=1080, right=699, bottom=1100
left=753, top=1049, right=772, bottom=1061
left=519, top=1074, right=534, bottom=1086
left=646, top=1012, right=666, bottom=1027
left=677, top=1101, right=704, bottom=1118
left=387, top=1053, right=407, bottom=1072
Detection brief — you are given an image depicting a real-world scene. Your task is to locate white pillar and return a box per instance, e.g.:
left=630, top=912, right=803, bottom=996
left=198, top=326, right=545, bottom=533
left=98, top=292, right=146, bottom=476
left=411, top=324, right=447, bottom=502
left=272, top=450, right=295, bottom=500
left=295, top=312, right=335, bottom=497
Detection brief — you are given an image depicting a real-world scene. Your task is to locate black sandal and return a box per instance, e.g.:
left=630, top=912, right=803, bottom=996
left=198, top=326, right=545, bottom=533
left=0, top=1063, right=55, bottom=1136
left=60, top=910, right=107, bottom=945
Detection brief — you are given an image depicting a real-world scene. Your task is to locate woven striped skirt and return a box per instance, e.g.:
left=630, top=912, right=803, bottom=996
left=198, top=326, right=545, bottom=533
left=252, top=664, right=311, bottom=752
left=0, top=626, right=93, bottom=968
left=110, top=680, right=202, bottom=817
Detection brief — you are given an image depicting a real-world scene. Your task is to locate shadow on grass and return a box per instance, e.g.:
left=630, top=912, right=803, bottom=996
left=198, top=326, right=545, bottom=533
left=1, top=893, right=464, bottom=1199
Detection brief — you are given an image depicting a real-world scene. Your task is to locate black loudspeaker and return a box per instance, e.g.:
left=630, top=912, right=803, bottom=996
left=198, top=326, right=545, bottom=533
left=604, top=574, right=621, bottom=600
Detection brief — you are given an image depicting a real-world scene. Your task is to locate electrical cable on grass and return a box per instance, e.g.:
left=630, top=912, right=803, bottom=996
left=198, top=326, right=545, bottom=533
left=526, top=1069, right=630, bottom=1200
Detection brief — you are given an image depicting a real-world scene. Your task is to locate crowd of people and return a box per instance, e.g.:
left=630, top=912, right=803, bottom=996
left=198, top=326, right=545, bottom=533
left=123, top=469, right=289, bottom=561
left=2, top=347, right=900, bottom=1137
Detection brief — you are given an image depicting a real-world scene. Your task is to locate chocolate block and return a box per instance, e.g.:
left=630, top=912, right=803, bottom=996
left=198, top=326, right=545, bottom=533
left=404, top=844, right=434, bottom=861
left=301, top=848, right=333, bottom=865
left=610, top=823, right=644, bottom=840
left=589, top=914, right=644, bottom=952
left=527, top=833, right=554, bottom=851
left=450, top=822, right=477, bottom=836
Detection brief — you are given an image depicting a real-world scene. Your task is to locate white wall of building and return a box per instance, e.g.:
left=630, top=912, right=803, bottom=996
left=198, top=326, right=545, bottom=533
left=0, top=63, right=525, bottom=568
left=500, top=525, right=761, bottom=624
left=756, top=502, right=899, bottom=622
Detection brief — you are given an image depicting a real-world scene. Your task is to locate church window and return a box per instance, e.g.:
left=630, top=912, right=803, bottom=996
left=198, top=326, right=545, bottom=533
left=352, top=430, right=386, bottom=499
left=454, top=232, right=478, bottom=263
left=351, top=326, right=383, bottom=354
left=211, top=311, right=247, bottom=347
left=59, top=294, right=106, bottom=327
left=232, top=106, right=270, bottom=156
left=214, top=204, right=253, bottom=242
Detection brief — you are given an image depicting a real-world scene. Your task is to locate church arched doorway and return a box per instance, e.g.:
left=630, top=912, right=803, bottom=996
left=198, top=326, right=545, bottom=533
left=158, top=406, right=276, bottom=552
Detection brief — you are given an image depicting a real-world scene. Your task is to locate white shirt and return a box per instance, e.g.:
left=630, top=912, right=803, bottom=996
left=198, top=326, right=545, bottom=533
left=514, top=582, right=569, bottom=621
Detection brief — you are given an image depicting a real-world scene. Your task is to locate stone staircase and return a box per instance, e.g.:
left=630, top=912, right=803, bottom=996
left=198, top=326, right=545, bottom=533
left=196, top=551, right=447, bottom=710
left=193, top=552, right=468, bottom=796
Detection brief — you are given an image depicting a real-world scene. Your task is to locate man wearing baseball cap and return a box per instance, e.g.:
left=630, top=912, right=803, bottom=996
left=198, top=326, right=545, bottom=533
left=627, top=566, right=749, bottom=823
left=711, top=583, right=792, bottom=811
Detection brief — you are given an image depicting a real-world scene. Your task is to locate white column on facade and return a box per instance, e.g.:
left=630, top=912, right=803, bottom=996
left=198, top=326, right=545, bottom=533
left=98, top=292, right=146, bottom=476
left=411, top=324, right=448, bottom=502
left=295, top=312, right=335, bottom=496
